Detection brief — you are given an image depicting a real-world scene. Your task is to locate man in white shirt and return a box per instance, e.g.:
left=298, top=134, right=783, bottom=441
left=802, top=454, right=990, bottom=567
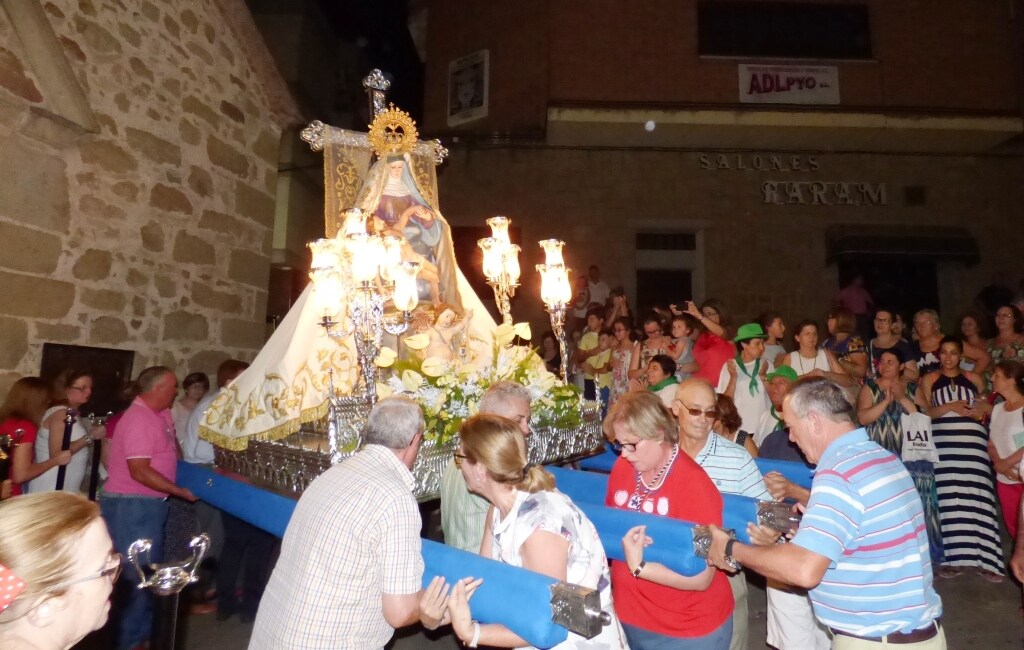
left=588, top=264, right=611, bottom=307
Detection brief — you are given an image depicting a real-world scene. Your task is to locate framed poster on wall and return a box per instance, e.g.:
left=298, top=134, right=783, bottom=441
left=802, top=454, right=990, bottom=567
left=447, top=49, right=489, bottom=127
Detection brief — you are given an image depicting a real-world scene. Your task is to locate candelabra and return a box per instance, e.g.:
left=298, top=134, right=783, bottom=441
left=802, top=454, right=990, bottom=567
left=537, top=239, right=573, bottom=382
left=308, top=208, right=421, bottom=403
left=478, top=216, right=521, bottom=325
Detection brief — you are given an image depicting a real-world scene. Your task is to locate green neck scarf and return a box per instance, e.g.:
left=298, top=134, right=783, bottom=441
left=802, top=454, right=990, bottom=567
left=648, top=376, right=679, bottom=393
left=735, top=352, right=761, bottom=397
left=769, top=405, right=782, bottom=427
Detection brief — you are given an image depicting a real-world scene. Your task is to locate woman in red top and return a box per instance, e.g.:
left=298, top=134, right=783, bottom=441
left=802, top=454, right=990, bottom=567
left=681, top=300, right=735, bottom=385
left=0, top=377, right=71, bottom=496
left=603, top=391, right=734, bottom=648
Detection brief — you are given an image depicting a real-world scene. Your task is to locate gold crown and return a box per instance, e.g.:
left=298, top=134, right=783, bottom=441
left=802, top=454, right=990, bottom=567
left=368, top=104, right=419, bottom=157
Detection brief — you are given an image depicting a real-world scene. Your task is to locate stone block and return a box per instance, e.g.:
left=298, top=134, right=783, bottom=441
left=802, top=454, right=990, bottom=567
left=117, top=23, right=142, bottom=48
left=220, top=100, right=244, bottom=123
left=234, top=181, right=275, bottom=227
left=221, top=317, right=266, bottom=349
left=163, top=310, right=208, bottom=341
left=186, top=41, right=213, bottom=66
left=179, top=119, right=200, bottom=145
left=127, top=128, right=180, bottom=165
left=0, top=46, right=42, bottom=102
left=181, top=9, right=199, bottom=32
left=0, top=220, right=61, bottom=273
left=172, top=231, right=216, bottom=265
left=188, top=350, right=229, bottom=375
left=208, top=136, right=248, bottom=177
left=80, top=139, right=137, bottom=173
left=149, top=183, right=193, bottom=214
left=192, top=282, right=242, bottom=313
left=74, top=17, right=121, bottom=55
left=183, top=95, right=218, bottom=127
left=140, top=1, right=159, bottom=21
left=0, top=270, right=74, bottom=318
left=80, top=195, right=126, bottom=221
left=253, top=127, right=279, bottom=164
left=128, top=57, right=154, bottom=81
left=0, top=136, right=69, bottom=232
left=35, top=322, right=81, bottom=342
left=187, top=166, right=213, bottom=197
left=81, top=288, right=127, bottom=312
left=154, top=275, right=177, bottom=298
left=126, top=268, right=148, bottom=287
left=89, top=316, right=129, bottom=345
left=112, top=181, right=139, bottom=201
left=228, top=249, right=270, bottom=288
left=198, top=209, right=243, bottom=236
left=0, top=317, right=29, bottom=367
left=140, top=221, right=164, bottom=252
left=72, top=248, right=112, bottom=280
left=132, top=296, right=147, bottom=316
left=58, top=36, right=86, bottom=62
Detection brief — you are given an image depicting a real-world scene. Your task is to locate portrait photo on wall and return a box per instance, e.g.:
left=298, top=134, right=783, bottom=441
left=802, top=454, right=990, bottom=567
left=447, top=49, right=489, bottom=127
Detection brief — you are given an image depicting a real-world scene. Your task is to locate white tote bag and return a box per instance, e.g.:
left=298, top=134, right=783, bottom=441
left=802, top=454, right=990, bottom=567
left=901, top=411, right=939, bottom=464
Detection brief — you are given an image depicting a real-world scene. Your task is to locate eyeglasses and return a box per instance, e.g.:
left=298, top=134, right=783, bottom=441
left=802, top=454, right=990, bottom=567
left=610, top=440, right=642, bottom=453
left=453, top=451, right=468, bottom=468
left=46, top=552, right=122, bottom=592
left=675, top=401, right=719, bottom=420
left=68, top=385, right=91, bottom=392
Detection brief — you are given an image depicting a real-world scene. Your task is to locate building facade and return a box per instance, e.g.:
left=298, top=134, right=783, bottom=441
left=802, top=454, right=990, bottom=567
left=420, top=0, right=1024, bottom=330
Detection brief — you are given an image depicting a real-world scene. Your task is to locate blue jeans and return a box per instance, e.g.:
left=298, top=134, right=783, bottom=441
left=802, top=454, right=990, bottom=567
left=599, top=386, right=610, bottom=420
left=100, top=493, right=169, bottom=650
left=622, top=618, right=733, bottom=650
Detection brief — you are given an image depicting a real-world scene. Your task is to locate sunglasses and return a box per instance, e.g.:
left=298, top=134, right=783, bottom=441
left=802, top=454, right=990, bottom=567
left=675, top=401, right=719, bottom=420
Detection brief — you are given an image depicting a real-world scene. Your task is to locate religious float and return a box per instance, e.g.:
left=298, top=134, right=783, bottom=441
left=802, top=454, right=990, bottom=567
left=197, top=70, right=601, bottom=500
left=173, top=72, right=813, bottom=646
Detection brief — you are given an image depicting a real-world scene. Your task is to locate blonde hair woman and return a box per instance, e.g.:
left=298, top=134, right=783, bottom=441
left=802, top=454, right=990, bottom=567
left=0, top=492, right=120, bottom=649
left=422, top=414, right=625, bottom=648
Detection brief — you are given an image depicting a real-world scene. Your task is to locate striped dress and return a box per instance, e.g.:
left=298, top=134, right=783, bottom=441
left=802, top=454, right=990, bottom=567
left=929, top=373, right=1005, bottom=574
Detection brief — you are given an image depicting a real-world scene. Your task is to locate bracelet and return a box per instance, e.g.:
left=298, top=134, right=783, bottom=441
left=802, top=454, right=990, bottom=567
left=631, top=559, right=646, bottom=578
left=467, top=621, right=480, bottom=648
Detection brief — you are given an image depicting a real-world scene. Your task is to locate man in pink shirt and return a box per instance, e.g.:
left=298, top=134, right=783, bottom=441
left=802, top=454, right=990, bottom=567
left=100, top=366, right=196, bottom=650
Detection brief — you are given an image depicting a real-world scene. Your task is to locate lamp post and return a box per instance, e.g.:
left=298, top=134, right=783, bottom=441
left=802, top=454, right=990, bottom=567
left=307, top=208, right=418, bottom=403
left=537, top=239, right=572, bottom=382
left=477, top=216, right=520, bottom=325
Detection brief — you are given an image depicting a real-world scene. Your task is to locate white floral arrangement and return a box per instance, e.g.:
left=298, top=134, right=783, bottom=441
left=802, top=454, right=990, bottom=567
left=374, top=322, right=584, bottom=445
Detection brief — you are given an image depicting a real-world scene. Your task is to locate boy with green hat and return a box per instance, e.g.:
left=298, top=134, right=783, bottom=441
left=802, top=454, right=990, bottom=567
left=717, top=323, right=772, bottom=435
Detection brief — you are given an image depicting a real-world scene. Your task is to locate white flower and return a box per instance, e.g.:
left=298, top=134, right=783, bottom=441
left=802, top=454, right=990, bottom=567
left=402, top=369, right=424, bottom=392
left=374, top=347, right=397, bottom=368
left=404, top=334, right=430, bottom=351
left=375, top=382, right=394, bottom=398
left=421, top=356, right=447, bottom=378
left=512, top=322, right=532, bottom=341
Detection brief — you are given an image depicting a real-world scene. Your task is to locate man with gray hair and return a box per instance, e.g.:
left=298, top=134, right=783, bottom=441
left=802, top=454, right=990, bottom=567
left=250, top=396, right=428, bottom=649
left=706, top=378, right=945, bottom=648
left=441, top=380, right=531, bottom=551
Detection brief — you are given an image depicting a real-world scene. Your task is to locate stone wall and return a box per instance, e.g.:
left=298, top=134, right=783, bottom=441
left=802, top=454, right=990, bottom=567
left=0, top=0, right=297, bottom=394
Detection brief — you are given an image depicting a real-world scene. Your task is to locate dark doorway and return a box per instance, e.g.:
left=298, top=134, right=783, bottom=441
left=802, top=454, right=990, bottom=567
left=837, top=256, right=940, bottom=323
left=636, top=269, right=693, bottom=318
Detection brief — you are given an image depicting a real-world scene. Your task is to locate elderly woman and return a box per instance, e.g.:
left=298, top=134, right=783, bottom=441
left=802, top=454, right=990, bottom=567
left=31, top=371, right=105, bottom=494
left=986, top=304, right=1024, bottom=394
left=0, top=492, right=119, bottom=649
left=429, top=414, right=626, bottom=648
left=911, top=309, right=946, bottom=377
left=629, top=354, right=679, bottom=408
left=604, top=391, right=734, bottom=648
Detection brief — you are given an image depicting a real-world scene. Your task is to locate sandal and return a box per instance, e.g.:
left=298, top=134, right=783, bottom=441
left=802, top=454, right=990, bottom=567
left=936, top=566, right=963, bottom=578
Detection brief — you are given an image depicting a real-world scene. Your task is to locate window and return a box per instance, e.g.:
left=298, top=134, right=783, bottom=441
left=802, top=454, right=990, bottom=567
left=699, top=2, right=872, bottom=60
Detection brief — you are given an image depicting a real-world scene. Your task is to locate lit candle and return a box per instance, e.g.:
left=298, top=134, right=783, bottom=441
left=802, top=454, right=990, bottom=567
left=505, top=244, right=521, bottom=283
left=311, top=269, right=345, bottom=319
left=380, top=234, right=404, bottom=282
left=487, top=216, right=511, bottom=246
left=348, top=233, right=379, bottom=283
left=308, top=238, right=341, bottom=272
left=392, top=261, right=421, bottom=312
left=342, top=208, right=368, bottom=237
left=478, top=237, right=501, bottom=280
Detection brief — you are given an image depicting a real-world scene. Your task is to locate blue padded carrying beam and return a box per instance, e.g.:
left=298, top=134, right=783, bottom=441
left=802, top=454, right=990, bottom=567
left=176, top=462, right=569, bottom=648
left=578, top=445, right=617, bottom=472
left=547, top=466, right=761, bottom=544
left=754, top=458, right=813, bottom=489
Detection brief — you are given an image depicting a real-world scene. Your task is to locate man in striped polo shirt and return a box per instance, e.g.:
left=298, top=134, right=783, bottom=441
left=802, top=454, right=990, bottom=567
left=707, top=378, right=945, bottom=648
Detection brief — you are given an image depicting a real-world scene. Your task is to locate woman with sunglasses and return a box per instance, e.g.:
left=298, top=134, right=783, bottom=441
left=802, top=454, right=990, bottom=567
left=428, top=414, right=626, bottom=648
left=0, top=491, right=120, bottom=648
left=604, top=390, right=734, bottom=648
left=30, top=371, right=105, bottom=494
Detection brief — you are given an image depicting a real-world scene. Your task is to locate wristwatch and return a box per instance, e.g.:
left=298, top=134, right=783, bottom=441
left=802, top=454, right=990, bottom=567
left=724, top=538, right=740, bottom=570
left=631, top=560, right=646, bottom=578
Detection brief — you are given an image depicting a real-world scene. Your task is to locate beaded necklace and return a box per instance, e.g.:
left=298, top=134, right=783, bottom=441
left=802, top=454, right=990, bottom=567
left=628, top=444, right=679, bottom=510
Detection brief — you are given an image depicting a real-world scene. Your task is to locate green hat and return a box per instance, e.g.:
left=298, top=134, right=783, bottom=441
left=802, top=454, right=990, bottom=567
left=733, top=323, right=767, bottom=343
left=765, top=365, right=798, bottom=383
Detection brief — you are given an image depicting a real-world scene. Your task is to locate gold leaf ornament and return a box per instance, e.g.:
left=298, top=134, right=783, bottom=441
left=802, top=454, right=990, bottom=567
left=367, top=104, right=419, bottom=158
